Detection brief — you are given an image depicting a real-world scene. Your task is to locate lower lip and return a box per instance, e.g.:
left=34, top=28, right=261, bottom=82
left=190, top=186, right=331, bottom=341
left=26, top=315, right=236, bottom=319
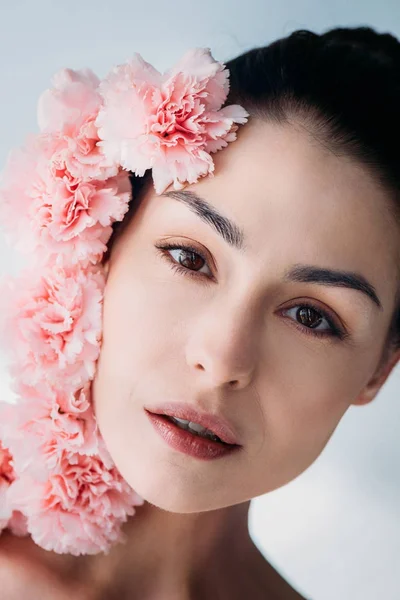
left=145, top=410, right=240, bottom=460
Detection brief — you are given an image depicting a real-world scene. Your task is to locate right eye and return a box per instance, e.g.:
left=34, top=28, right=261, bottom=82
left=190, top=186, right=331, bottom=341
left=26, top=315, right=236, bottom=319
left=280, top=302, right=348, bottom=340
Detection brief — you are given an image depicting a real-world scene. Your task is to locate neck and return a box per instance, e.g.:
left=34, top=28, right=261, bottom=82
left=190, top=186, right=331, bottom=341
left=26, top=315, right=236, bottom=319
left=71, top=499, right=254, bottom=599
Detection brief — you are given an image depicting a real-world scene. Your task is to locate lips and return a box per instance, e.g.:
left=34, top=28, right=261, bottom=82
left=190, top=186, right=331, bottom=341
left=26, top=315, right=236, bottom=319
left=144, top=402, right=241, bottom=446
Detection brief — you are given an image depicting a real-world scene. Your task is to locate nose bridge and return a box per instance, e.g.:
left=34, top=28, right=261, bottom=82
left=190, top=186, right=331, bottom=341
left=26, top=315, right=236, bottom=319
left=187, top=284, right=264, bottom=385
left=219, top=287, right=262, bottom=344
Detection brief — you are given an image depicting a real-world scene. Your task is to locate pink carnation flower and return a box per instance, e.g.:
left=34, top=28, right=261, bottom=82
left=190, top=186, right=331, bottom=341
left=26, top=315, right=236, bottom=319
left=0, top=379, right=144, bottom=553
left=37, top=67, right=119, bottom=181
left=6, top=451, right=144, bottom=555
left=0, top=442, right=16, bottom=529
left=0, top=438, right=27, bottom=537
left=0, top=442, right=15, bottom=482
left=0, top=384, right=98, bottom=474
left=0, top=397, right=50, bottom=479
left=95, top=47, right=249, bottom=194
left=0, top=134, right=132, bottom=265
left=0, top=263, right=105, bottom=392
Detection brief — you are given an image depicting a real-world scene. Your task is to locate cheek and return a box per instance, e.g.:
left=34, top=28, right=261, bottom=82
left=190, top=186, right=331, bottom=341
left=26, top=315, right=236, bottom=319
left=245, top=343, right=372, bottom=489
left=92, top=263, right=188, bottom=430
left=99, top=269, right=180, bottom=376
left=248, top=363, right=366, bottom=494
left=264, top=325, right=374, bottom=439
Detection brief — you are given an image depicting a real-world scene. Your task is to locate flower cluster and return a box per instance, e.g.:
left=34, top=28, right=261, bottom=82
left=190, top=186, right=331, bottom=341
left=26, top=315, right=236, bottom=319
left=0, top=48, right=249, bottom=554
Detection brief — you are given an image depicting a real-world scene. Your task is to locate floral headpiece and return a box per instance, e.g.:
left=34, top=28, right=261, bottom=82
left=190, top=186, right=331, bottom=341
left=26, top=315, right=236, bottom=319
left=0, top=48, right=249, bottom=555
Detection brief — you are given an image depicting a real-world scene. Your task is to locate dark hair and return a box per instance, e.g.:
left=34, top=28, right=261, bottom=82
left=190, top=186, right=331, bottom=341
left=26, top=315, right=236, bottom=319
left=103, top=25, right=400, bottom=364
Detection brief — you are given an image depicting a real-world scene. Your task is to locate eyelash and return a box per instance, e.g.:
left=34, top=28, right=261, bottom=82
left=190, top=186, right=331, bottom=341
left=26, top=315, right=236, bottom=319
left=154, top=241, right=349, bottom=341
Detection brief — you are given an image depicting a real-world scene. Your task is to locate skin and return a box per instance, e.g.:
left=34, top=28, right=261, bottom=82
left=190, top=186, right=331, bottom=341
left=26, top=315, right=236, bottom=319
left=1, top=117, right=399, bottom=599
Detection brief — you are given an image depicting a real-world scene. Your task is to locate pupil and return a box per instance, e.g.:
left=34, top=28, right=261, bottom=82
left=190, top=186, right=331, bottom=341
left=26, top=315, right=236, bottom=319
left=181, top=250, right=202, bottom=270
left=298, top=307, right=322, bottom=329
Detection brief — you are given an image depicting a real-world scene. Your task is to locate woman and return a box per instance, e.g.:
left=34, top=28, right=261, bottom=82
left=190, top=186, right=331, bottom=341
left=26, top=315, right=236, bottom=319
left=1, top=25, right=399, bottom=599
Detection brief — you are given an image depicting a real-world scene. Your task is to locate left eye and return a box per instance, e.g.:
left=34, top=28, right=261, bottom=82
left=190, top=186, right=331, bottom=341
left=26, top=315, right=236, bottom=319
left=155, top=242, right=212, bottom=279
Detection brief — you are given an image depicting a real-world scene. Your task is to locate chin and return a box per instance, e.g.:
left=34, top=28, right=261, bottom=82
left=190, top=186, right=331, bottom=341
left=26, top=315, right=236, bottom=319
left=112, top=458, right=222, bottom=513
left=109, top=446, right=244, bottom=514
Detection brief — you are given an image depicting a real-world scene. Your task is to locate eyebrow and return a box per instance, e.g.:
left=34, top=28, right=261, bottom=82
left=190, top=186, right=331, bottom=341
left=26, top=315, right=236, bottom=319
left=161, top=189, right=383, bottom=311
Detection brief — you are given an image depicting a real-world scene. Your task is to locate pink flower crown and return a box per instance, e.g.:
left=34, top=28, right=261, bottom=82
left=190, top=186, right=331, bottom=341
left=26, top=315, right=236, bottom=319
left=0, top=48, right=249, bottom=555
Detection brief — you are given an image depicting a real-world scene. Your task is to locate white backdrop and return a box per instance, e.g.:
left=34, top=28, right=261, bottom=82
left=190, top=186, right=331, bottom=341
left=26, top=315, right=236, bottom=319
left=0, top=2, right=399, bottom=598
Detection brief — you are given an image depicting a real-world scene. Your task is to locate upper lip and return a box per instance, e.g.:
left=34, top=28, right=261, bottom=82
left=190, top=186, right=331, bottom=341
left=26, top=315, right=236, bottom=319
left=145, top=402, right=241, bottom=446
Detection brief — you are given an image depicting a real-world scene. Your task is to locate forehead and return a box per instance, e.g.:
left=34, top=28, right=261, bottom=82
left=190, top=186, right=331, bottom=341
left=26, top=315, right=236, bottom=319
left=160, top=120, right=398, bottom=304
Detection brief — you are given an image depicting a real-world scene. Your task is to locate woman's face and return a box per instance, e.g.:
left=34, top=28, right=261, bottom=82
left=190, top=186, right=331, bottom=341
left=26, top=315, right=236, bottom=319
left=92, top=118, right=400, bottom=512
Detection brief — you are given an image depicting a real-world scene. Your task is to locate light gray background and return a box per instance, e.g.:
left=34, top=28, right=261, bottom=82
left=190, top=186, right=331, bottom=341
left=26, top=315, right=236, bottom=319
left=0, top=2, right=399, bottom=599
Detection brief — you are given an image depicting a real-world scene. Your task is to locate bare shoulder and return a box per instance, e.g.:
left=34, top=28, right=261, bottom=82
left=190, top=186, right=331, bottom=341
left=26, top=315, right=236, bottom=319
left=0, top=531, right=89, bottom=600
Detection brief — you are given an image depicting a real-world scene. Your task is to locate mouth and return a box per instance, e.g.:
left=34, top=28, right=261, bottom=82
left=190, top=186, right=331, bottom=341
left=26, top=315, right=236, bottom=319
left=144, top=402, right=241, bottom=446
left=144, top=409, right=241, bottom=461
